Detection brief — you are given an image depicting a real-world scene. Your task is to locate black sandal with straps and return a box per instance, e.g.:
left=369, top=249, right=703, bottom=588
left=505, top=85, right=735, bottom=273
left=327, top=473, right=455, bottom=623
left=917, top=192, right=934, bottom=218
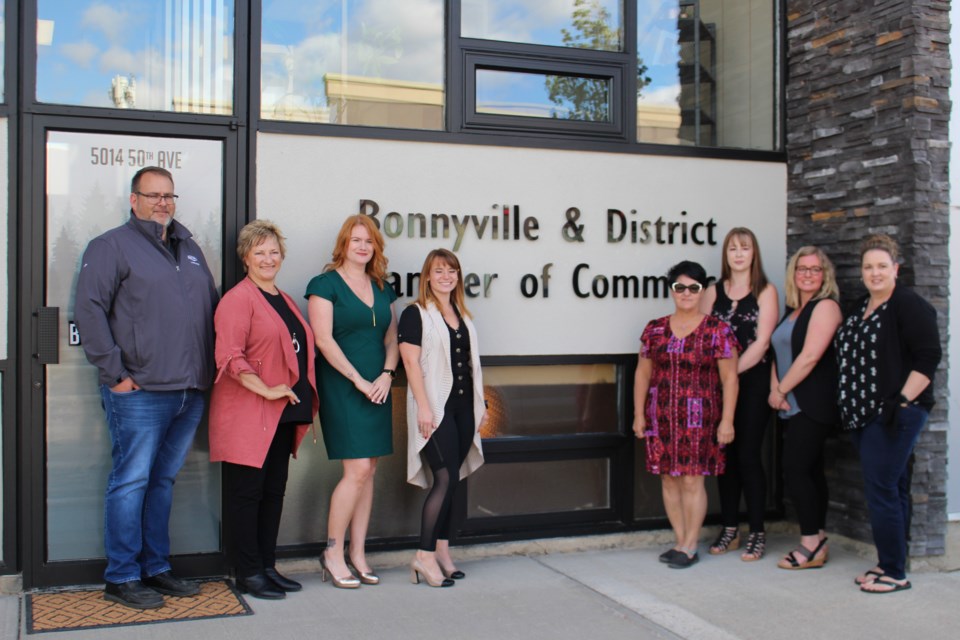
left=708, top=527, right=740, bottom=555
left=741, top=532, right=766, bottom=562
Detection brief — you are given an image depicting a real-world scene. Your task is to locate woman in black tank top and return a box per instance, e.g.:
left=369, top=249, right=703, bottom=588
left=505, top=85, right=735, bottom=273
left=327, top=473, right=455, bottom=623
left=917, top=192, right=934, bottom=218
left=700, top=227, right=779, bottom=561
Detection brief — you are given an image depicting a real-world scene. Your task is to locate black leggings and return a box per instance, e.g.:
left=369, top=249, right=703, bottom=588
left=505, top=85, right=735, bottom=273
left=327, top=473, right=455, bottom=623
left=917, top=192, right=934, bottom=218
left=419, top=394, right=474, bottom=551
left=224, top=423, right=295, bottom=577
left=717, top=366, right=771, bottom=532
left=782, top=412, right=833, bottom=536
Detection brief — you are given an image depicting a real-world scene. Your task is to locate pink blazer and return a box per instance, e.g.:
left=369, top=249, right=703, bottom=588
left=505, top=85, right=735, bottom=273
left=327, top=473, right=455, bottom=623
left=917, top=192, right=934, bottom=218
left=209, top=277, right=319, bottom=467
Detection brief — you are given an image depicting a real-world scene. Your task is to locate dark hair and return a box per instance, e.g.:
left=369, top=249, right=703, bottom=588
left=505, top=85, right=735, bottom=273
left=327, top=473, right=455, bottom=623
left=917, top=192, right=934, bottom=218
left=131, top=166, right=174, bottom=193
left=719, top=227, right=770, bottom=298
left=859, top=233, right=900, bottom=264
left=667, top=261, right=708, bottom=286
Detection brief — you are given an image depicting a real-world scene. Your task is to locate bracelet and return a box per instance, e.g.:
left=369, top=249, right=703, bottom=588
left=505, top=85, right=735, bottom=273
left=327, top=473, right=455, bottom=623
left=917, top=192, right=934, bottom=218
left=382, top=368, right=396, bottom=379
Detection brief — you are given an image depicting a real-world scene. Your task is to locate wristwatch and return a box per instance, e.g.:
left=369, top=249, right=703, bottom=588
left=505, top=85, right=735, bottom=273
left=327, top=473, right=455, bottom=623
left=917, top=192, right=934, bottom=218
left=382, top=368, right=396, bottom=379
left=898, top=394, right=910, bottom=408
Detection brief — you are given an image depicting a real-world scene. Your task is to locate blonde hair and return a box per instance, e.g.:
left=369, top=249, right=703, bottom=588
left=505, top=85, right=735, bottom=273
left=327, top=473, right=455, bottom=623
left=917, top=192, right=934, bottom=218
left=413, top=249, right=471, bottom=318
left=237, top=219, right=286, bottom=269
left=324, top=214, right=389, bottom=289
left=784, top=245, right=839, bottom=309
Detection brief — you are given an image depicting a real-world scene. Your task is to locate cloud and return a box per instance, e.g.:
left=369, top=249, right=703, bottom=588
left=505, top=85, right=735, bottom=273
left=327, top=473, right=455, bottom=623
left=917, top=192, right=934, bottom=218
left=640, top=83, right=681, bottom=106
left=61, top=41, right=100, bottom=68
left=82, top=3, right=134, bottom=44
left=98, top=45, right=138, bottom=75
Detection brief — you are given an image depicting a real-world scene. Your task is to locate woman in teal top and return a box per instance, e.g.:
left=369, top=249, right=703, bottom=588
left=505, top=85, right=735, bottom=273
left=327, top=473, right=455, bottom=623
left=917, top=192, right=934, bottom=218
left=306, top=214, right=398, bottom=589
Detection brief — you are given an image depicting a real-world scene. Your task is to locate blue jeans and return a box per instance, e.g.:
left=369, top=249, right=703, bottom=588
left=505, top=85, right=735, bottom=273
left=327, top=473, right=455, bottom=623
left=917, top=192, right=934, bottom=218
left=850, top=404, right=928, bottom=580
left=100, top=386, right=205, bottom=584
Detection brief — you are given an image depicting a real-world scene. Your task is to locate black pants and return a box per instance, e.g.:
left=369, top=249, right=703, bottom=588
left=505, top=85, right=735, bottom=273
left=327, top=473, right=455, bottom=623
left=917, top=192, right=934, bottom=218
left=224, top=423, right=295, bottom=577
left=782, top=412, right=833, bottom=536
left=717, top=366, right=772, bottom=532
left=419, top=393, right=474, bottom=551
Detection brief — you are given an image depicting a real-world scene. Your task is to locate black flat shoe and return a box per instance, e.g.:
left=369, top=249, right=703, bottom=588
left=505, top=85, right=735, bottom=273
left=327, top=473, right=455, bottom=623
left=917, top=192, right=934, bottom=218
left=104, top=580, right=164, bottom=609
left=236, top=574, right=286, bottom=600
left=143, top=570, right=200, bottom=596
left=658, top=548, right=682, bottom=564
left=668, top=551, right=700, bottom=569
left=264, top=567, right=302, bottom=592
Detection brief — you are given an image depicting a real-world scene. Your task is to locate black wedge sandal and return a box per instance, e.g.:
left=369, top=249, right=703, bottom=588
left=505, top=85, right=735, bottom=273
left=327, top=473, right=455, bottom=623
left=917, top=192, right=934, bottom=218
left=708, top=527, right=740, bottom=555
left=740, top=532, right=766, bottom=562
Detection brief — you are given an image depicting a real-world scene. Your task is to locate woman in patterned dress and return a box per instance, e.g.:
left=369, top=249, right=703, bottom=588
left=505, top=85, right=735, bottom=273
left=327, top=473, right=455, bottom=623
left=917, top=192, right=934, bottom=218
left=633, top=261, right=739, bottom=569
left=836, top=234, right=941, bottom=594
left=701, top=227, right=779, bottom=560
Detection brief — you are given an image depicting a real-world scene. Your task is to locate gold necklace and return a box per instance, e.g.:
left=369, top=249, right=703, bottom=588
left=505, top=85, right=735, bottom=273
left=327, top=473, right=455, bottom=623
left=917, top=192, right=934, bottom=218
left=339, top=268, right=376, bottom=327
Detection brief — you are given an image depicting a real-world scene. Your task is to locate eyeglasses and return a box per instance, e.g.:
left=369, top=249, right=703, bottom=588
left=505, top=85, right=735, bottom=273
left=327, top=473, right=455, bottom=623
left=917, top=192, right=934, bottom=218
left=135, top=192, right=179, bottom=204
left=670, top=282, right=703, bottom=294
left=796, top=266, right=824, bottom=275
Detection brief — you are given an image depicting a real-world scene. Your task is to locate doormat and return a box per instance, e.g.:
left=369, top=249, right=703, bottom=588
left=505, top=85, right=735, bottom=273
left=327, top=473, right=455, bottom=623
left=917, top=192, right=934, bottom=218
left=25, top=579, right=252, bottom=634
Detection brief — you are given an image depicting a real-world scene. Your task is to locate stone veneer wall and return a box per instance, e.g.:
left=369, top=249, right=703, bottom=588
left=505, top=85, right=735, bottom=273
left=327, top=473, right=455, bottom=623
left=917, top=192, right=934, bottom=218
left=785, top=0, right=950, bottom=556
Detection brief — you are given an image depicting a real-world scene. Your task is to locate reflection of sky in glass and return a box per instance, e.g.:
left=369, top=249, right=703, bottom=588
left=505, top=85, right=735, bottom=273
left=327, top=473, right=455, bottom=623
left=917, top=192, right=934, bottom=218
left=477, top=69, right=609, bottom=121
left=261, top=0, right=443, bottom=118
left=36, top=0, right=234, bottom=113
left=463, top=0, right=623, bottom=51
left=637, top=0, right=681, bottom=106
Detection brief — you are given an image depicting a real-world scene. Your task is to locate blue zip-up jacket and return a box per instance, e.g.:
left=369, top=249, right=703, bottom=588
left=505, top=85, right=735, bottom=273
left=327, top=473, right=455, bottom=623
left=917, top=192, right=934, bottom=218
left=74, top=213, right=219, bottom=390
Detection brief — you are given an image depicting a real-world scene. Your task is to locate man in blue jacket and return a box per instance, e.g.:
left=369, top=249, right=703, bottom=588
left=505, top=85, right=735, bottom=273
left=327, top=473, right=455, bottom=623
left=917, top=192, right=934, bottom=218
left=75, top=166, right=218, bottom=609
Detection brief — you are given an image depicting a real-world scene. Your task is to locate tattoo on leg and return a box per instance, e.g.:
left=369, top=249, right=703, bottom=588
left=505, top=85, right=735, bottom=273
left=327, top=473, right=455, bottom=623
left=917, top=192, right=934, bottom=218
left=327, top=538, right=338, bottom=548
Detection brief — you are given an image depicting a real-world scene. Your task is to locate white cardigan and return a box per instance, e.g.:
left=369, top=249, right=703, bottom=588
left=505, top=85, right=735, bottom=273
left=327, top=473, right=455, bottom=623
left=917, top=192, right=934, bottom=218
left=406, top=302, right=485, bottom=488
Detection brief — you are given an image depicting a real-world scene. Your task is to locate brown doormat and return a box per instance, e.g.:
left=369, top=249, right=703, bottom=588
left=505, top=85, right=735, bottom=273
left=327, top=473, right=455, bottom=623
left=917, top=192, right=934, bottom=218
left=25, top=579, right=252, bottom=634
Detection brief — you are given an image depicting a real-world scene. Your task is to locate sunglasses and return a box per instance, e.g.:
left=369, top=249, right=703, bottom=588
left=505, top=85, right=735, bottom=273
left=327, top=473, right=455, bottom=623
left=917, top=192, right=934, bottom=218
left=670, top=282, right=703, bottom=294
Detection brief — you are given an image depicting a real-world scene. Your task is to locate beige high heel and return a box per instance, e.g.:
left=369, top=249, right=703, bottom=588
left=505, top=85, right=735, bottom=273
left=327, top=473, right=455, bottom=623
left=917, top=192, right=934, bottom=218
left=320, top=552, right=360, bottom=589
left=410, top=558, right=454, bottom=588
left=347, top=561, right=380, bottom=585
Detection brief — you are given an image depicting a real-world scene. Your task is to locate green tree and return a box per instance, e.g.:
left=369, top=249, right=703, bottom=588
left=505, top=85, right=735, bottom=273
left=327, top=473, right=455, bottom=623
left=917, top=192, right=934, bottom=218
left=546, top=0, right=652, bottom=121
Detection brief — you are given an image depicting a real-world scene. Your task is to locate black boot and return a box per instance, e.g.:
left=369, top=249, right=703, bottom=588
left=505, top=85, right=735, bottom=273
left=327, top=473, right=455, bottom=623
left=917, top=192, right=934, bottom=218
left=264, top=567, right=302, bottom=592
left=236, top=573, right=285, bottom=599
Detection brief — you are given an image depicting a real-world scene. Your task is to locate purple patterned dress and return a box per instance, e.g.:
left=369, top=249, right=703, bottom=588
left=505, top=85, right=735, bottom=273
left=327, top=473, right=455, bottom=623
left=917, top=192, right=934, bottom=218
left=640, top=315, right=738, bottom=476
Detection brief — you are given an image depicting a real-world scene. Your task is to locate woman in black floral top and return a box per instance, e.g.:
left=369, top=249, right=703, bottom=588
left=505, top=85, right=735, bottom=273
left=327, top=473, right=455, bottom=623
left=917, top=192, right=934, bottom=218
left=836, top=234, right=941, bottom=594
left=701, top=228, right=779, bottom=561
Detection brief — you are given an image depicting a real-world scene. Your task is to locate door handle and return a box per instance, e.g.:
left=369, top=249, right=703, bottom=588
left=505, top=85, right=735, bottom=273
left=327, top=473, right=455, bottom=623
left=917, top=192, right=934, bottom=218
left=35, top=307, right=60, bottom=364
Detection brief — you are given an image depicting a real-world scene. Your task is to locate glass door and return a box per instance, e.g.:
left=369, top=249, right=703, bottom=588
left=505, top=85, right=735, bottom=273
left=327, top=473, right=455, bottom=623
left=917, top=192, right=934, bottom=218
left=41, top=130, right=224, bottom=574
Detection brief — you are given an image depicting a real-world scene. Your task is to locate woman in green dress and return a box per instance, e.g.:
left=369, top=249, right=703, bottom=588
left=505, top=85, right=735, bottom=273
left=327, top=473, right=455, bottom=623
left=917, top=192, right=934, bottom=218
left=306, top=214, right=399, bottom=588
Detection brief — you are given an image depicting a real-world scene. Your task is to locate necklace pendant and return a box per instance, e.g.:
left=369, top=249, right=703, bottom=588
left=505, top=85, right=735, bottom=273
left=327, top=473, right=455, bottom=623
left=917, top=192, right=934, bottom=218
left=292, top=332, right=301, bottom=353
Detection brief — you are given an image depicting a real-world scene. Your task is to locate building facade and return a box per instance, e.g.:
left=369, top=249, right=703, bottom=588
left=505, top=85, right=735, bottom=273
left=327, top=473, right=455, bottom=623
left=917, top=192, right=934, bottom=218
left=0, top=0, right=953, bottom=588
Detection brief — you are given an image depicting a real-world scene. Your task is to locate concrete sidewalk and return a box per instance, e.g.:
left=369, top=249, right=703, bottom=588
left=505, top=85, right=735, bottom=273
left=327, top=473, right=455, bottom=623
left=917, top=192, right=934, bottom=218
left=3, top=531, right=959, bottom=640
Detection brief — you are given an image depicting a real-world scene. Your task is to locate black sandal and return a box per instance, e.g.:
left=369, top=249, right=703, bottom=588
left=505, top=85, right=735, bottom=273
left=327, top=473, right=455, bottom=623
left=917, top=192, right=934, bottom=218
left=777, top=537, right=828, bottom=570
left=741, top=532, right=766, bottom=562
left=709, top=527, right=740, bottom=555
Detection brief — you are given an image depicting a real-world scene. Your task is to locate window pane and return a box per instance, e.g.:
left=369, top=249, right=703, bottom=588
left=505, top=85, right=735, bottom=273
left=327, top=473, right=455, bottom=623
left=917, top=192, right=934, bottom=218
left=477, top=69, right=611, bottom=122
left=1, top=4, right=5, bottom=101
left=36, top=1, right=234, bottom=114
left=481, top=365, right=619, bottom=437
left=468, top=459, right=610, bottom=517
left=463, top=0, right=623, bottom=52
left=637, top=0, right=777, bottom=150
left=261, top=0, right=444, bottom=128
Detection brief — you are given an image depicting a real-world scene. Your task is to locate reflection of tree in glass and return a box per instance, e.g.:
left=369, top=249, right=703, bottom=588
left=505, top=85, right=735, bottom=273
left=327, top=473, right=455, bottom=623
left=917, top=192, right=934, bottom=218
left=546, top=0, right=652, bottom=121
left=48, top=215, right=83, bottom=311
left=358, top=22, right=403, bottom=78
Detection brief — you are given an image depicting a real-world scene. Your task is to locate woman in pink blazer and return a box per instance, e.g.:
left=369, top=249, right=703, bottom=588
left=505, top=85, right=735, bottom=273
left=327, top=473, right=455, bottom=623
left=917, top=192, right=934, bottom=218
left=210, top=220, right=319, bottom=600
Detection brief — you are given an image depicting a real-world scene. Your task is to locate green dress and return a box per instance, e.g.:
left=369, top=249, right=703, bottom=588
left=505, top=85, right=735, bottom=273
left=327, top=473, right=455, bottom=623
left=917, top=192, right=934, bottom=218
left=305, top=271, right=397, bottom=459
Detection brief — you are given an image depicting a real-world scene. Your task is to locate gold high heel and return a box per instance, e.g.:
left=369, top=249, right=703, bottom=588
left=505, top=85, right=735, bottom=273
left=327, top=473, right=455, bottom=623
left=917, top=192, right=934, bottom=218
left=320, top=552, right=360, bottom=589
left=347, top=561, right=380, bottom=585
left=410, top=558, right=454, bottom=588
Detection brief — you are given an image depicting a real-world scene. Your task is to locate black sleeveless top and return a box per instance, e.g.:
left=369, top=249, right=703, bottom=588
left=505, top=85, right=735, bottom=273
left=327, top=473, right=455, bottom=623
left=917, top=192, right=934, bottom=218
left=711, top=282, right=768, bottom=366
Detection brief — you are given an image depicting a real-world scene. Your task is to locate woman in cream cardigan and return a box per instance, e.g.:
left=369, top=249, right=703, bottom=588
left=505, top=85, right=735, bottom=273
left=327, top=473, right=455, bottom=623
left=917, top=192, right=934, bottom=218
left=398, top=249, right=485, bottom=588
